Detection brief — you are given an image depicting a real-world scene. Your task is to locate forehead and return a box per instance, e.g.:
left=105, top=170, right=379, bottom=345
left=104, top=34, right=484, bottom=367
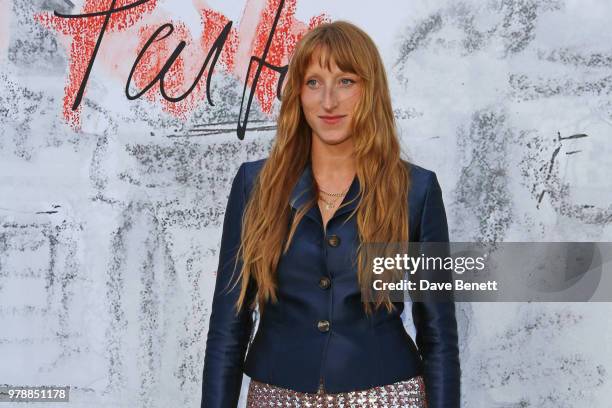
left=304, top=46, right=355, bottom=75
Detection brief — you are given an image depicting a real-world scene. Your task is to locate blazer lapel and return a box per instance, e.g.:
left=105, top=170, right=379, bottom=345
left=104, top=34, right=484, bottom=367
left=331, top=175, right=360, bottom=220
left=289, top=162, right=362, bottom=226
left=289, top=162, right=322, bottom=226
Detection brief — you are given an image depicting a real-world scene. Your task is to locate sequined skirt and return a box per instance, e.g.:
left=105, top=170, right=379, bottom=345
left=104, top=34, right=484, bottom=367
left=246, top=376, right=428, bottom=407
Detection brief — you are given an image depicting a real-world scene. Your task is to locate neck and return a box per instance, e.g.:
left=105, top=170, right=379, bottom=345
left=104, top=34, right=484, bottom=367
left=310, top=136, right=356, bottom=189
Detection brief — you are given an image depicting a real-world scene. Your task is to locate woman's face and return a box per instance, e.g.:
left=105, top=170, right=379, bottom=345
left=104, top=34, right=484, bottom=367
left=300, top=52, right=362, bottom=147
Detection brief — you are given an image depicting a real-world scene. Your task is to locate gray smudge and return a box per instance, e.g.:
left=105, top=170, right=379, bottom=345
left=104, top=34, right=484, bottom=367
left=452, top=108, right=514, bottom=242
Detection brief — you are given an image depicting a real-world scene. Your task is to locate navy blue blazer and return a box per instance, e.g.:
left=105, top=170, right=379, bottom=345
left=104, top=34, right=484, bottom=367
left=201, top=158, right=460, bottom=407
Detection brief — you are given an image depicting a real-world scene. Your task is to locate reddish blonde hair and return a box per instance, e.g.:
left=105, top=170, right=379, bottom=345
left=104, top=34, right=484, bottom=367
left=233, top=21, right=410, bottom=316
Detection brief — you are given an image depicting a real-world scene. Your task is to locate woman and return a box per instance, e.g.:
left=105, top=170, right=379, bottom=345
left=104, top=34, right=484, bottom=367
left=201, top=21, right=460, bottom=408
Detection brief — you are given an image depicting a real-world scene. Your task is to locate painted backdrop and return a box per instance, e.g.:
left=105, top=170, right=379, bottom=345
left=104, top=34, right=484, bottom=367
left=1, top=0, right=611, bottom=407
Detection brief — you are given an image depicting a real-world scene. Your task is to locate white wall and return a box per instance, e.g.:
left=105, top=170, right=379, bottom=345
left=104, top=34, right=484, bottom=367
left=1, top=0, right=611, bottom=407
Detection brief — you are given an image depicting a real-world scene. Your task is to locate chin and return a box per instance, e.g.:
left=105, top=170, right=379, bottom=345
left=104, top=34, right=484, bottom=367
left=315, top=131, right=352, bottom=146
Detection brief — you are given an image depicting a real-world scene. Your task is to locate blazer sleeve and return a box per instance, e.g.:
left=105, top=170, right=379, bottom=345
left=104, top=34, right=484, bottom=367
left=411, top=172, right=461, bottom=408
left=201, top=163, right=257, bottom=408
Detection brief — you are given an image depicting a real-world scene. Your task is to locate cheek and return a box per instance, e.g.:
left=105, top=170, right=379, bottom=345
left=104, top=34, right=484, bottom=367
left=342, top=91, right=361, bottom=112
left=300, top=93, right=318, bottom=114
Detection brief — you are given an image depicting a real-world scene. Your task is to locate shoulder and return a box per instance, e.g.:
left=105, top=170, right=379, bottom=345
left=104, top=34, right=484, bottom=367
left=404, top=161, right=441, bottom=200
left=239, top=158, right=268, bottom=196
left=242, top=158, right=267, bottom=176
left=239, top=158, right=441, bottom=198
left=404, top=161, right=446, bottom=239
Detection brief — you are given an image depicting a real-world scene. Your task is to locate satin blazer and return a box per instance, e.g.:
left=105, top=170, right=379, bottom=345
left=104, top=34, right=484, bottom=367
left=201, top=158, right=460, bottom=408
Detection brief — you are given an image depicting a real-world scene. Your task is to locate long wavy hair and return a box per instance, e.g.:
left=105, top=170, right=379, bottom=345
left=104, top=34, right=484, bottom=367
left=232, top=20, right=410, bottom=316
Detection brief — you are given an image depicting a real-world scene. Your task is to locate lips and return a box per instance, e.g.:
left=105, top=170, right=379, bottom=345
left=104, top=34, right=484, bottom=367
left=319, top=115, right=346, bottom=125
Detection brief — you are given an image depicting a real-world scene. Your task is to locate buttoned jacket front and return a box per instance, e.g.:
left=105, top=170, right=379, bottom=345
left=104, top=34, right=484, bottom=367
left=201, top=158, right=460, bottom=408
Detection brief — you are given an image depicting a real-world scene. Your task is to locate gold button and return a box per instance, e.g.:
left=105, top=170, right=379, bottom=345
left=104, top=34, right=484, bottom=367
left=327, top=235, right=340, bottom=247
left=318, top=277, right=331, bottom=289
left=317, top=320, right=330, bottom=333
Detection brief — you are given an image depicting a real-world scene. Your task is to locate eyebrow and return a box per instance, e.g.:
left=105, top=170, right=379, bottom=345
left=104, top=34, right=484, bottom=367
left=303, top=70, right=359, bottom=78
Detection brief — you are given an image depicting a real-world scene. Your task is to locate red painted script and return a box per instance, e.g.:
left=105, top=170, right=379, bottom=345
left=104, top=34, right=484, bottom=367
left=35, top=0, right=328, bottom=137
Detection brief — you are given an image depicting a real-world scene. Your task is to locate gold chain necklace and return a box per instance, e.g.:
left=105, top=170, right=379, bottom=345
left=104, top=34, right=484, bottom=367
left=318, top=189, right=348, bottom=211
left=319, top=196, right=341, bottom=211
left=319, top=188, right=347, bottom=198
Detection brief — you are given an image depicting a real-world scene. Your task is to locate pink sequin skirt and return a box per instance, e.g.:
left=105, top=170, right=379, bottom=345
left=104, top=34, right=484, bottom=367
left=246, top=375, right=428, bottom=407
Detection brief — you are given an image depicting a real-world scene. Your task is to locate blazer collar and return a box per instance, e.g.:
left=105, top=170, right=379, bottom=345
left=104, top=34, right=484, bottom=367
left=289, top=161, right=361, bottom=225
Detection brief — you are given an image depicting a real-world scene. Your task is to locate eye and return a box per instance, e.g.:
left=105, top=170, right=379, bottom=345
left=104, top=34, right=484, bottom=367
left=305, top=79, right=319, bottom=88
left=340, top=78, right=356, bottom=87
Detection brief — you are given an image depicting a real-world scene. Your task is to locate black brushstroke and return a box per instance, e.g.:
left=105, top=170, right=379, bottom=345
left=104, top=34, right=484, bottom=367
left=167, top=125, right=277, bottom=138
left=558, top=133, right=588, bottom=140
left=54, top=0, right=123, bottom=110
left=125, top=20, right=232, bottom=105
left=53, top=0, right=289, bottom=139
left=236, top=0, right=288, bottom=140
left=190, top=119, right=269, bottom=128
left=536, top=131, right=589, bottom=208
left=54, top=0, right=150, bottom=19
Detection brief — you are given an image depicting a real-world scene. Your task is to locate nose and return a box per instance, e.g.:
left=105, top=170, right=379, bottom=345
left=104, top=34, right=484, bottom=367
left=321, top=86, right=339, bottom=111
